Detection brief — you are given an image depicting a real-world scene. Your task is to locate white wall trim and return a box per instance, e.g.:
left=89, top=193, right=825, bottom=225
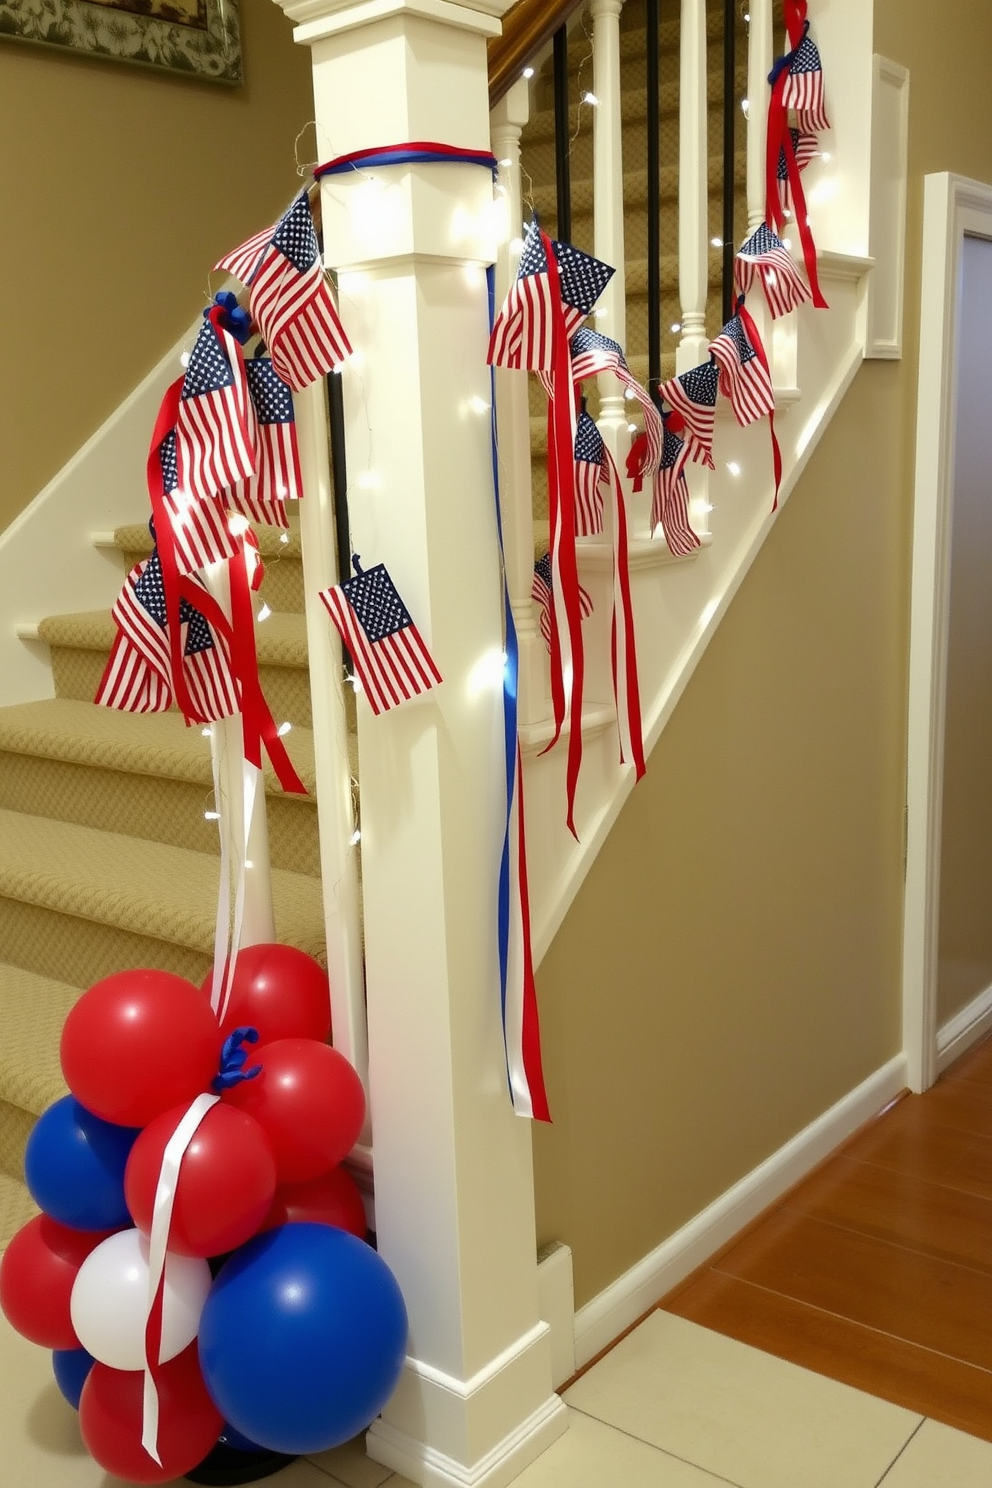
left=903, top=174, right=992, bottom=1093
left=402, top=1321, right=550, bottom=1399
left=865, top=55, right=909, bottom=358
left=572, top=1052, right=907, bottom=1368
left=367, top=1394, right=568, bottom=1488
left=937, top=981, right=992, bottom=1075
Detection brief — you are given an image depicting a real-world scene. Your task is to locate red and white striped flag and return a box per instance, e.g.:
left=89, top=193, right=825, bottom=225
left=567, top=327, right=664, bottom=476
left=488, top=220, right=614, bottom=372
left=708, top=310, right=775, bottom=426
left=783, top=25, right=830, bottom=133
left=95, top=631, right=172, bottom=715
left=776, top=127, right=819, bottom=216
left=320, top=557, right=442, bottom=716
left=175, top=314, right=257, bottom=506
left=656, top=359, right=720, bottom=468
left=156, top=429, right=242, bottom=576
left=574, top=410, right=606, bottom=536
left=735, top=223, right=811, bottom=320
left=214, top=222, right=275, bottom=286
left=248, top=194, right=351, bottom=391
left=227, top=358, right=303, bottom=529
left=531, top=552, right=593, bottom=650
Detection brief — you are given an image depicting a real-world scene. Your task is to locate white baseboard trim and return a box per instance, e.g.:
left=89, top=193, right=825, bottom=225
left=937, top=981, right=992, bottom=1074
left=367, top=1393, right=568, bottom=1488
left=572, top=1052, right=908, bottom=1368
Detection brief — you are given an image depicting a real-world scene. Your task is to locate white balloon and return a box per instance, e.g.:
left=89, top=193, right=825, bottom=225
left=70, top=1228, right=211, bottom=1371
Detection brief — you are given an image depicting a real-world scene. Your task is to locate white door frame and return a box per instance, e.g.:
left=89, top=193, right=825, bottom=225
left=903, top=173, right=992, bottom=1091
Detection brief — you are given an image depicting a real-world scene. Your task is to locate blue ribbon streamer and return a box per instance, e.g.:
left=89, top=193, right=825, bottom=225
left=212, top=1026, right=262, bottom=1092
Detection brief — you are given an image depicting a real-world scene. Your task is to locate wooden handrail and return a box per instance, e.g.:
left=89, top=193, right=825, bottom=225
left=488, top=0, right=585, bottom=108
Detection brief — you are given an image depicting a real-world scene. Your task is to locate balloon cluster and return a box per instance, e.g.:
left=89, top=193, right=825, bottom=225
left=0, top=945, right=407, bottom=1485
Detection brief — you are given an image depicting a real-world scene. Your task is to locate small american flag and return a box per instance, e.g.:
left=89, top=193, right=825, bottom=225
left=568, top=328, right=664, bottom=476
left=214, top=222, right=275, bottom=286
left=783, top=27, right=829, bottom=133
left=227, top=358, right=303, bottom=529
left=249, top=193, right=352, bottom=391
left=652, top=421, right=699, bottom=556
left=488, top=220, right=614, bottom=371
left=708, top=311, right=775, bottom=426
left=656, top=360, right=720, bottom=468
left=156, top=428, right=242, bottom=575
left=735, top=223, right=811, bottom=319
left=95, top=632, right=172, bottom=715
left=175, top=315, right=257, bottom=506
left=134, top=553, right=240, bottom=724
left=531, top=552, right=593, bottom=651
left=574, top=411, right=606, bottom=536
left=776, top=127, right=819, bottom=215
left=320, top=557, right=442, bottom=715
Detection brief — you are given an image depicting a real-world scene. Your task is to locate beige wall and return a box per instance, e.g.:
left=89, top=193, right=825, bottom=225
left=533, top=0, right=992, bottom=1311
left=0, top=0, right=314, bottom=532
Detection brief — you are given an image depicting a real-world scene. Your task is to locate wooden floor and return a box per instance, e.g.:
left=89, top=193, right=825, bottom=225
left=663, top=1034, right=992, bottom=1443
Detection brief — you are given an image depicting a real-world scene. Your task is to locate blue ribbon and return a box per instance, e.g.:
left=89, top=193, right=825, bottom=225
left=212, top=1026, right=263, bottom=1092
left=207, top=290, right=253, bottom=345
left=316, top=144, right=498, bottom=180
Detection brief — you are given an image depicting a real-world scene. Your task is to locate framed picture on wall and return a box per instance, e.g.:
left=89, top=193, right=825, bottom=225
left=0, top=0, right=242, bottom=83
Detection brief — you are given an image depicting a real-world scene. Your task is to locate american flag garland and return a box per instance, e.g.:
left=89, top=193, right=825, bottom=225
left=319, top=557, right=442, bottom=716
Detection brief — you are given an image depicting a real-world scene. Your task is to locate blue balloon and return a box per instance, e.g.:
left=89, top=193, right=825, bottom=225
left=199, top=1223, right=407, bottom=1455
left=24, top=1095, right=139, bottom=1230
left=52, top=1346, right=95, bottom=1409
left=218, top=1422, right=266, bottom=1452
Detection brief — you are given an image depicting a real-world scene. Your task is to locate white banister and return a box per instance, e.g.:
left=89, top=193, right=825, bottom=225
left=590, top=0, right=628, bottom=457
left=491, top=80, right=546, bottom=731
left=274, top=2, right=566, bottom=1484
left=295, top=379, right=369, bottom=1117
left=746, top=0, right=773, bottom=231
left=677, top=0, right=710, bottom=372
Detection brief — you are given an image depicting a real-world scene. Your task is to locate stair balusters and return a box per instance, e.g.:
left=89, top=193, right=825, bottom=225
left=590, top=0, right=628, bottom=466
left=678, top=0, right=711, bottom=538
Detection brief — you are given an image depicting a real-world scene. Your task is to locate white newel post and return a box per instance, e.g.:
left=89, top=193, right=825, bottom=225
left=272, top=3, right=567, bottom=1485
left=590, top=0, right=627, bottom=460
left=491, top=80, right=545, bottom=733
left=677, top=0, right=709, bottom=374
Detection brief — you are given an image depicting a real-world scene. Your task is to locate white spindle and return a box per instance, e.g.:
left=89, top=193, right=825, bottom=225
left=295, top=378, right=369, bottom=1112
left=491, top=80, right=545, bottom=730
left=677, top=0, right=710, bottom=372
left=746, top=0, right=773, bottom=230
left=590, top=0, right=628, bottom=455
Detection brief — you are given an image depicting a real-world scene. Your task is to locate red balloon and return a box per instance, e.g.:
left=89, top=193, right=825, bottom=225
left=262, top=1166, right=367, bottom=1237
left=202, top=944, right=332, bottom=1044
left=0, top=1215, right=112, bottom=1348
left=125, top=1102, right=277, bottom=1258
left=223, top=1039, right=366, bottom=1183
left=80, top=1343, right=223, bottom=1484
left=61, top=970, right=222, bottom=1127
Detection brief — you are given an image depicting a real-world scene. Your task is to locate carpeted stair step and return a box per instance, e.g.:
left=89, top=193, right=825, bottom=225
left=36, top=607, right=313, bottom=729
left=0, top=698, right=324, bottom=878
left=0, top=808, right=327, bottom=991
left=111, top=521, right=306, bottom=616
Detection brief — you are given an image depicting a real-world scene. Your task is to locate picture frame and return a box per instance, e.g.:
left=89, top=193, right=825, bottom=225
left=0, top=0, right=242, bottom=84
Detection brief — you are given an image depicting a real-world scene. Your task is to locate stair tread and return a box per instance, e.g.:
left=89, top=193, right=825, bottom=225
left=0, top=809, right=327, bottom=963
left=0, top=697, right=322, bottom=797
left=37, top=607, right=310, bottom=669
left=530, top=152, right=747, bottom=220
left=0, top=964, right=79, bottom=1120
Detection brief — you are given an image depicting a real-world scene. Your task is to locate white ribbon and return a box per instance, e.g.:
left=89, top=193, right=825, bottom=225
left=141, top=1091, right=220, bottom=1465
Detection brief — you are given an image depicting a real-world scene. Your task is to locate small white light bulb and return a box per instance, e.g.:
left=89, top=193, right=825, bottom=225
left=582, top=91, right=599, bottom=106
left=726, top=461, right=741, bottom=477
left=257, top=603, right=272, bottom=622
left=349, top=829, right=362, bottom=846
left=277, top=721, right=292, bottom=736
left=522, top=66, right=534, bottom=79
left=204, top=810, right=220, bottom=821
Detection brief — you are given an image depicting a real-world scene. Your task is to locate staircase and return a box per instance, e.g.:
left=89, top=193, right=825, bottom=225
left=0, top=519, right=326, bottom=1245
left=0, top=0, right=900, bottom=1479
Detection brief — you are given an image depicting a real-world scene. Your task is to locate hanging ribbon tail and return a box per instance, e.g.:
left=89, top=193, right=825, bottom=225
left=142, top=1092, right=220, bottom=1465
left=538, top=229, right=584, bottom=840
left=737, top=302, right=784, bottom=510
left=503, top=745, right=551, bottom=1121
left=604, top=450, right=645, bottom=780
left=781, top=130, right=828, bottom=309
left=765, top=69, right=791, bottom=237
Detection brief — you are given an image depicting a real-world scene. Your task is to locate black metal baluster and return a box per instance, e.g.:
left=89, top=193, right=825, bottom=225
left=325, top=370, right=351, bottom=588
left=722, top=0, right=737, bottom=322
left=553, top=25, right=572, bottom=242
left=646, top=0, right=661, bottom=406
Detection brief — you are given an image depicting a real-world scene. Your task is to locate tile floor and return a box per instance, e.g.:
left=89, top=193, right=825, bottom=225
left=5, top=1304, right=992, bottom=1488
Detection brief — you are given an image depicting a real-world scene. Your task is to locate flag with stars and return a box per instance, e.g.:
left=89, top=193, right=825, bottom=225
left=248, top=193, right=352, bottom=391
left=656, top=359, right=720, bottom=468
left=531, top=552, right=593, bottom=651
left=567, top=328, right=665, bottom=478
left=708, top=311, right=775, bottom=427
left=156, top=428, right=242, bottom=575
left=227, top=359, right=304, bottom=529
left=653, top=421, right=699, bottom=556
left=735, top=223, right=811, bottom=319
left=320, top=558, right=442, bottom=715
left=783, top=26, right=829, bottom=133
left=487, top=219, right=614, bottom=371
left=574, top=411, right=607, bottom=535
left=175, top=314, right=257, bottom=507
left=776, top=127, right=819, bottom=215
